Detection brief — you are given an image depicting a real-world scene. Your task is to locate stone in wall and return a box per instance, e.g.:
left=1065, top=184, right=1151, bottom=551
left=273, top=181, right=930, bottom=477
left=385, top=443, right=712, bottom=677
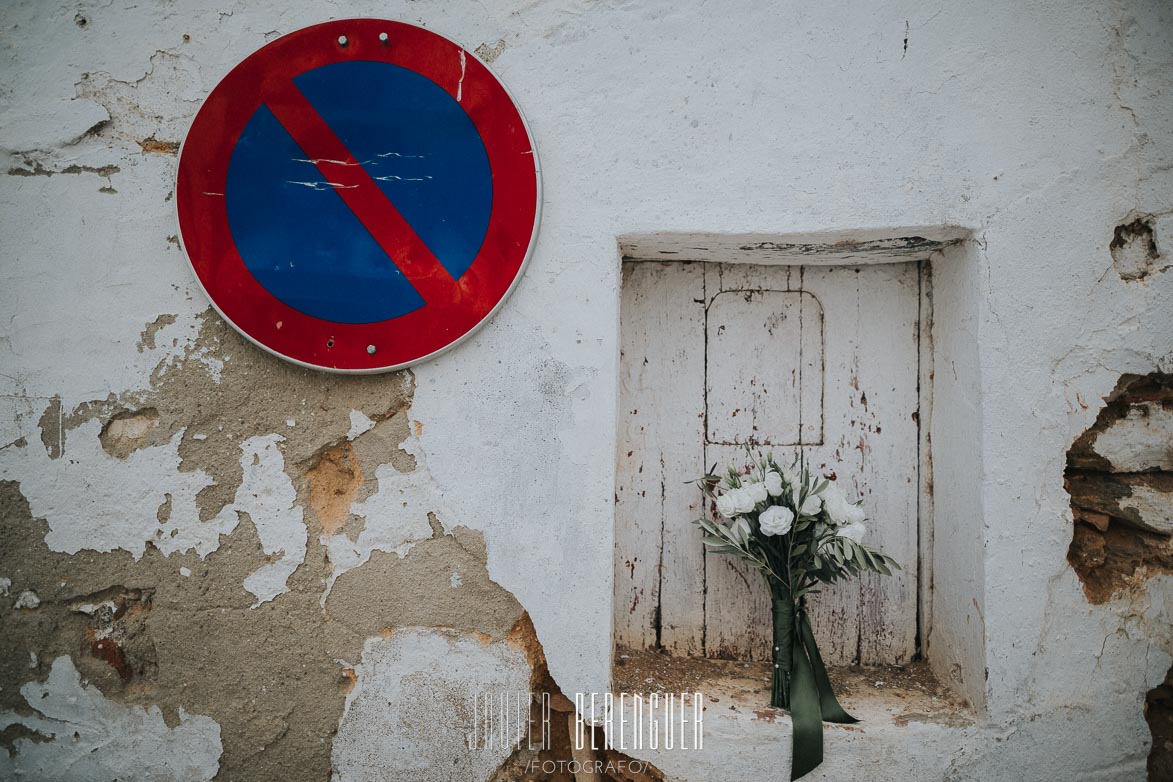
left=1111, top=213, right=1173, bottom=282
left=1148, top=663, right=1173, bottom=782
left=1067, top=373, right=1173, bottom=604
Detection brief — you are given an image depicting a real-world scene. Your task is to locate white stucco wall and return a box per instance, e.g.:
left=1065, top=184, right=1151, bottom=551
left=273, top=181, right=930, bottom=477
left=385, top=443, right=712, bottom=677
left=1, top=0, right=1171, bottom=779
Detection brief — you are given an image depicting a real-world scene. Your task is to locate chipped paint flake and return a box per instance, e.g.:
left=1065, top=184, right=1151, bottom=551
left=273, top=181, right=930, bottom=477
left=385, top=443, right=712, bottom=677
left=285, top=180, right=360, bottom=190
left=0, top=419, right=219, bottom=559
left=321, top=429, right=440, bottom=601
left=457, top=49, right=466, bottom=102
left=347, top=410, right=376, bottom=440
left=1091, top=401, right=1173, bottom=473
left=0, top=656, right=222, bottom=781
left=212, top=434, right=306, bottom=606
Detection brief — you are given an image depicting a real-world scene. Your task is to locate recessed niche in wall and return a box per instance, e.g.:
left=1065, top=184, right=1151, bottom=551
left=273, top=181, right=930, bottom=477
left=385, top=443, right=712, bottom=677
left=613, top=230, right=984, bottom=706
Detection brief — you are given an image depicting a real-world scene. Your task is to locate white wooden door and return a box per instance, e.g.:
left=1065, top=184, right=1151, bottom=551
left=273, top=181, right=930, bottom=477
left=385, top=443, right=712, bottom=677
left=614, top=261, right=924, bottom=665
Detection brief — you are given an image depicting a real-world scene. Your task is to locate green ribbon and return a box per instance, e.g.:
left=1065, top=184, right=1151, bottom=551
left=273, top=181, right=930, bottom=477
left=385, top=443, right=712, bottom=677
left=771, top=599, right=858, bottom=780
left=771, top=598, right=793, bottom=707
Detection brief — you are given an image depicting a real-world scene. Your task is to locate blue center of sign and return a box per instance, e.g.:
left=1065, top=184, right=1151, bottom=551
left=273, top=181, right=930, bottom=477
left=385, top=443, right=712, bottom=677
left=225, top=61, right=493, bottom=324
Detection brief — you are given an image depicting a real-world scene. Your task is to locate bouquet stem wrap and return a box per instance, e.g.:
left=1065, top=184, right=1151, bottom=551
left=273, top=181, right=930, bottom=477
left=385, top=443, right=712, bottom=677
left=771, top=596, right=859, bottom=780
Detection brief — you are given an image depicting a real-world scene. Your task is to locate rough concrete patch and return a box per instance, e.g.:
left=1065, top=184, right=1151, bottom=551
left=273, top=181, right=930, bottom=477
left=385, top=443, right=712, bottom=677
left=326, top=527, right=524, bottom=641
left=138, top=313, right=178, bottom=352
left=99, top=407, right=161, bottom=459
left=0, top=656, right=221, bottom=781
left=306, top=440, right=363, bottom=535
left=61, top=310, right=414, bottom=527
left=320, top=417, right=444, bottom=596
left=75, top=49, right=204, bottom=148
left=1111, top=215, right=1169, bottom=281
left=139, top=137, right=180, bottom=154
left=6, top=160, right=119, bottom=178
left=35, top=395, right=61, bottom=459
left=493, top=625, right=668, bottom=782
left=0, top=479, right=528, bottom=782
left=331, top=628, right=532, bottom=782
left=475, top=40, right=508, bottom=63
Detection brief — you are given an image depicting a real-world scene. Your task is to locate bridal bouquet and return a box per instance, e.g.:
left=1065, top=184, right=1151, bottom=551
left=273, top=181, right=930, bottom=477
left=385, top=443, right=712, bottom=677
left=696, top=452, right=899, bottom=780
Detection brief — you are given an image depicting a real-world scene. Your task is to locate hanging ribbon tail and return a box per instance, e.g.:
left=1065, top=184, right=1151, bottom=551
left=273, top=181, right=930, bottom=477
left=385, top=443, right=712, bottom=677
left=788, top=610, right=861, bottom=780
left=788, top=621, right=823, bottom=780
left=799, top=613, right=859, bottom=725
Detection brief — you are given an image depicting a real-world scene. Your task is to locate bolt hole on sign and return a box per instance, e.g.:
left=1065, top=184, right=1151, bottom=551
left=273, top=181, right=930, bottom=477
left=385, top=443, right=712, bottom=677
left=177, top=19, right=541, bottom=373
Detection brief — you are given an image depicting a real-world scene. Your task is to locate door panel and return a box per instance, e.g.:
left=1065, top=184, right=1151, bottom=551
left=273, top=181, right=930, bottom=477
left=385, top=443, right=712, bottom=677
left=615, top=260, right=923, bottom=664
left=706, top=290, right=823, bottom=446
left=614, top=262, right=707, bottom=656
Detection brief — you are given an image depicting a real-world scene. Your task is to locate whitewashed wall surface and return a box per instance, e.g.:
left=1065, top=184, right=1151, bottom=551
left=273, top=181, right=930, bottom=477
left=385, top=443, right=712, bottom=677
left=1, top=1, right=1171, bottom=781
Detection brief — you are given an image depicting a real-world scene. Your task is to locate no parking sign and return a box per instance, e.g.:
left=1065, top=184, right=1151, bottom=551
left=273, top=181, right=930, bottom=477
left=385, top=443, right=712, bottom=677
left=177, top=19, right=540, bottom=373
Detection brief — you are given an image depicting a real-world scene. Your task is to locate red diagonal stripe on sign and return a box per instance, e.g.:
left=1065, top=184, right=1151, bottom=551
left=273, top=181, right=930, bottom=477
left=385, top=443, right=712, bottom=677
left=264, top=79, right=457, bottom=307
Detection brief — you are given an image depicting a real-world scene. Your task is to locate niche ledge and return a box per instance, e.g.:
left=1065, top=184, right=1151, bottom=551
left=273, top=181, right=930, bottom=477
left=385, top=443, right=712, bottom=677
left=612, top=648, right=975, bottom=781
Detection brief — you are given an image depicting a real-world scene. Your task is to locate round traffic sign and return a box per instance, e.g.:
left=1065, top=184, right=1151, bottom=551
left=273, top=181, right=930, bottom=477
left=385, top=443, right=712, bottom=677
left=176, top=19, right=540, bottom=373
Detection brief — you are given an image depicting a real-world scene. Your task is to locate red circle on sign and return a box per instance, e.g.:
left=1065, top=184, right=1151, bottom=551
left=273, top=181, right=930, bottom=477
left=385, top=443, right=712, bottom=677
left=176, top=19, right=540, bottom=373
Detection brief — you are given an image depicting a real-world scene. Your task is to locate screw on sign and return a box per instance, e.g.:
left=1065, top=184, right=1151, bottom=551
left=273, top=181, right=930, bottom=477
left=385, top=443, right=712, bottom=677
left=176, top=19, right=541, bottom=373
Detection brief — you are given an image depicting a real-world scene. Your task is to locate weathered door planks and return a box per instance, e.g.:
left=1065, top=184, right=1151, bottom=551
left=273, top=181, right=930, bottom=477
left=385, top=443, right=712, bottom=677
left=614, top=262, right=708, bottom=656
left=615, top=260, right=924, bottom=665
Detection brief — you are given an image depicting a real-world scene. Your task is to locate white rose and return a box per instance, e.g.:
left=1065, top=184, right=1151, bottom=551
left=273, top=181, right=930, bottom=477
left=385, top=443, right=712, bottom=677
left=781, top=467, right=802, bottom=493
left=731, top=488, right=756, bottom=514
left=819, top=482, right=866, bottom=526
left=764, top=471, right=784, bottom=496
left=715, top=492, right=739, bottom=518
left=798, top=494, right=822, bottom=516
left=759, top=505, right=794, bottom=536
left=745, top=481, right=768, bottom=507
left=838, top=520, right=867, bottom=543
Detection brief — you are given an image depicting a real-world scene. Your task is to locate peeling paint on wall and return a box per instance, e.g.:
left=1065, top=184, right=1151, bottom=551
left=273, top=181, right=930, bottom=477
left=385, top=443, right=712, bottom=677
left=215, top=433, right=306, bottom=605
left=1, top=419, right=219, bottom=559
left=0, top=479, right=530, bottom=780
left=0, top=656, right=222, bottom=781
left=1, top=0, right=1172, bottom=778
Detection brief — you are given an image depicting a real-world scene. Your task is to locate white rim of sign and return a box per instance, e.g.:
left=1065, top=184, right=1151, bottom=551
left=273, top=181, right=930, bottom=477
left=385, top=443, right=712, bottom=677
left=173, top=19, right=543, bottom=375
